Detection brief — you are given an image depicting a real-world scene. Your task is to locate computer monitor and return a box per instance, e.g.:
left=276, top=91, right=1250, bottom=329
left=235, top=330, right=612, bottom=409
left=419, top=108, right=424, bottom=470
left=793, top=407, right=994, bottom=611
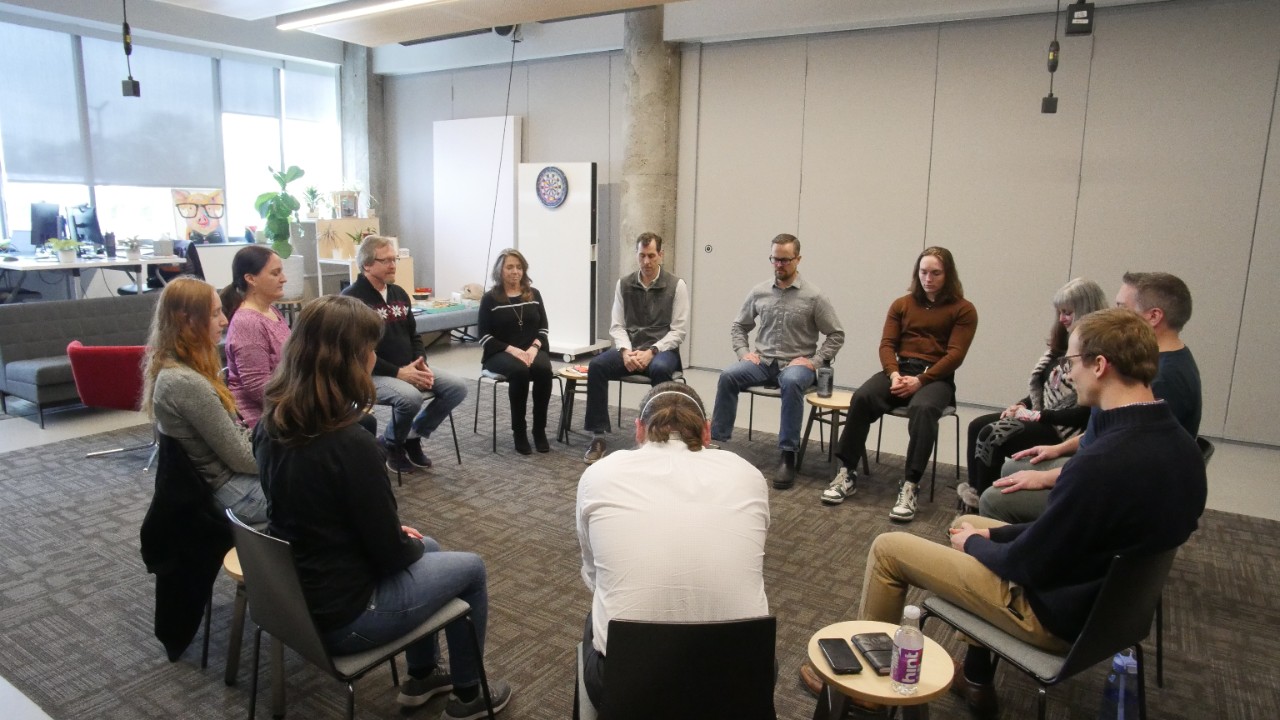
left=69, top=204, right=104, bottom=248
left=30, top=203, right=62, bottom=247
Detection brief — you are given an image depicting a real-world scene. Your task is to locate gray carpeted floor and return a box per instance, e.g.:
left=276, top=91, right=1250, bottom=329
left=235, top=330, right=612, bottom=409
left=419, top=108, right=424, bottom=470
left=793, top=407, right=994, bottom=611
left=1, top=394, right=1277, bottom=719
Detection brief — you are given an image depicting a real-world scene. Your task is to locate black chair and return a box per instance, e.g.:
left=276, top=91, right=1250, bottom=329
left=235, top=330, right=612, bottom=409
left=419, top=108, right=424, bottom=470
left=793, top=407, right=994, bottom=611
left=574, top=616, right=777, bottom=720
left=921, top=548, right=1179, bottom=720
left=226, top=510, right=497, bottom=720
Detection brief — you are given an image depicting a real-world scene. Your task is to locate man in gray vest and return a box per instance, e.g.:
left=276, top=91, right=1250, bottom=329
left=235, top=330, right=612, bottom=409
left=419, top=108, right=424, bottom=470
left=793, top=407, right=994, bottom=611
left=582, top=232, right=689, bottom=464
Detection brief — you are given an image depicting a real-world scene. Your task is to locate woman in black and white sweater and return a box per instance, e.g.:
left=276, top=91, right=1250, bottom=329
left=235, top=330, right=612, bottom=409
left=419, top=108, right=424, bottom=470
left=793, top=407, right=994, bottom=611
left=957, top=278, right=1108, bottom=509
left=477, top=248, right=553, bottom=455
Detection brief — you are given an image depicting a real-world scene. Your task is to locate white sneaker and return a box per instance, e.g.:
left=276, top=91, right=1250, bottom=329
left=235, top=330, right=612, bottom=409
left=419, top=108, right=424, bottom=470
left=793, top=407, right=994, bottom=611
left=889, top=482, right=918, bottom=522
left=820, top=467, right=857, bottom=505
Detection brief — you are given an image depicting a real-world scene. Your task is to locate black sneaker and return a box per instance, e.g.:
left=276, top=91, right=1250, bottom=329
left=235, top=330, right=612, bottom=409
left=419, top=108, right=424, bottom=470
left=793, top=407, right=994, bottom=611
left=397, top=667, right=453, bottom=707
left=442, top=680, right=513, bottom=719
left=383, top=441, right=415, bottom=474
left=404, top=437, right=433, bottom=468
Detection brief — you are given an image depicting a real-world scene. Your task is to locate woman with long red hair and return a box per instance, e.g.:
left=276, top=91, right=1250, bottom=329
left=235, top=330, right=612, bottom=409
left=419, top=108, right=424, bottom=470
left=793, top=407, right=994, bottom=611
left=142, top=276, right=266, bottom=523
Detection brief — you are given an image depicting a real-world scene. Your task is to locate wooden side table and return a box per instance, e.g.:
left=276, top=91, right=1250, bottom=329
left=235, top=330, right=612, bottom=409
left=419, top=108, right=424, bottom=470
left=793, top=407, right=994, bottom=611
left=557, top=366, right=588, bottom=444
left=807, top=620, right=952, bottom=719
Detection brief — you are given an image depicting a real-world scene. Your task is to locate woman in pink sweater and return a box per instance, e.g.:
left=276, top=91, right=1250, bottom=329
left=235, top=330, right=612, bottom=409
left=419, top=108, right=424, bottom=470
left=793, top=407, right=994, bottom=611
left=221, top=245, right=292, bottom=427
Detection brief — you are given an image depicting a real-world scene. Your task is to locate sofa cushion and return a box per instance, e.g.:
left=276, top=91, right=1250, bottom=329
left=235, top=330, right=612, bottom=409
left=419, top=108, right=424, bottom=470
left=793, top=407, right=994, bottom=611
left=0, top=294, right=158, bottom=365
left=6, top=357, right=74, bottom=386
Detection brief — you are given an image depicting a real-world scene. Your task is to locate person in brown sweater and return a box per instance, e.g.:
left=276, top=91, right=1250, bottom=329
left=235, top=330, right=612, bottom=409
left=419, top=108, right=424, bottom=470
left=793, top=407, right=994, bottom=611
left=822, top=246, right=978, bottom=522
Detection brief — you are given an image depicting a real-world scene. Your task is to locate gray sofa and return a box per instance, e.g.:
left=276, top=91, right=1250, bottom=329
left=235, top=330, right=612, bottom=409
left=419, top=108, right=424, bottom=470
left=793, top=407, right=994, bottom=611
left=0, top=294, right=158, bottom=427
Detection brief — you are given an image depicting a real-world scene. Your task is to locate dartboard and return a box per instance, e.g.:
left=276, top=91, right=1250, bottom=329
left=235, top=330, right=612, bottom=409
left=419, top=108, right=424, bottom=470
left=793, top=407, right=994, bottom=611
left=536, top=166, right=568, bottom=208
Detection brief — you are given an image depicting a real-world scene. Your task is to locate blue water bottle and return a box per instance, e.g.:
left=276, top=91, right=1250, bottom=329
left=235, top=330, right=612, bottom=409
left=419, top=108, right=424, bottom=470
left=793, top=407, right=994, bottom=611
left=1097, top=650, right=1140, bottom=719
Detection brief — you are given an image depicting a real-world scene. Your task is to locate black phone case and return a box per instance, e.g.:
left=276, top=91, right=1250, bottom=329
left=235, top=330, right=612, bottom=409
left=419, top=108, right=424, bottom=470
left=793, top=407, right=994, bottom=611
left=851, top=632, right=894, bottom=676
left=817, top=637, right=863, bottom=674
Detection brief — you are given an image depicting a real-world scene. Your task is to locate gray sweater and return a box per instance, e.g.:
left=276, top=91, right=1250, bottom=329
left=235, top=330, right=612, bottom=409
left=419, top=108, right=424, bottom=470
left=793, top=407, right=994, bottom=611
left=152, top=365, right=256, bottom=491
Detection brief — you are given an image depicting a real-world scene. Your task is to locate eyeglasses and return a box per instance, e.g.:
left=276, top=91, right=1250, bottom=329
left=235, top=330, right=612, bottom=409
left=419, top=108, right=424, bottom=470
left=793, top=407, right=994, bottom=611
left=1057, top=354, right=1086, bottom=376
left=175, top=203, right=225, bottom=219
left=371, top=256, right=399, bottom=266
left=769, top=256, right=798, bottom=265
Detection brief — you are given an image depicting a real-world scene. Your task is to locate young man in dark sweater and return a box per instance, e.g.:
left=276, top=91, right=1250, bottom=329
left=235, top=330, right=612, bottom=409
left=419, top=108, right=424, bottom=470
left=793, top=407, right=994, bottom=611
left=342, top=236, right=467, bottom=473
left=802, top=308, right=1207, bottom=714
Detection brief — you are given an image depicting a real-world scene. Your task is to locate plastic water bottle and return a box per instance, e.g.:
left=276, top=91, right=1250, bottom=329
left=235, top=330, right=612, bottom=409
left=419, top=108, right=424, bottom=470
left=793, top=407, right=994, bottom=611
left=1097, top=650, right=1140, bottom=719
left=890, top=605, right=925, bottom=695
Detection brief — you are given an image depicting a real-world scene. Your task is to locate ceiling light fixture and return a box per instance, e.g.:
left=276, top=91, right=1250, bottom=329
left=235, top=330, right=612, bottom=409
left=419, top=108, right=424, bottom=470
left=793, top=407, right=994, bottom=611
left=277, top=0, right=449, bottom=32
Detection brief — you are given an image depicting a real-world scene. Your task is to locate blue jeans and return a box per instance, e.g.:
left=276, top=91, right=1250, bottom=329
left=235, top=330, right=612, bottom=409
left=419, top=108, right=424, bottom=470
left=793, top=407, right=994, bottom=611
left=321, top=538, right=490, bottom=687
left=373, top=369, right=468, bottom=446
left=213, top=473, right=268, bottom=526
left=583, top=348, right=683, bottom=433
left=710, top=359, right=815, bottom=452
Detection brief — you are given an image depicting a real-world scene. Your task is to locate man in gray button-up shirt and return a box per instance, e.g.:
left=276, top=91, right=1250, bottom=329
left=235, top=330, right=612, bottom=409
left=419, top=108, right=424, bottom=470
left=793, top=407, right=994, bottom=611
left=711, top=234, right=844, bottom=488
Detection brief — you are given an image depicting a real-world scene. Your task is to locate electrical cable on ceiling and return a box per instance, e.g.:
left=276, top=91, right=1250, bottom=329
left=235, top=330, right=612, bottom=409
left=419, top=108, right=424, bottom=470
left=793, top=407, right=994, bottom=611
left=1042, top=0, right=1062, bottom=113
left=482, top=34, right=519, bottom=288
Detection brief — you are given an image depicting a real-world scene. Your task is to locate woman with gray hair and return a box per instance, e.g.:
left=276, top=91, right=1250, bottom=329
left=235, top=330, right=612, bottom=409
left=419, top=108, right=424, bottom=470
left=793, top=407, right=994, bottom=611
left=956, top=278, right=1108, bottom=510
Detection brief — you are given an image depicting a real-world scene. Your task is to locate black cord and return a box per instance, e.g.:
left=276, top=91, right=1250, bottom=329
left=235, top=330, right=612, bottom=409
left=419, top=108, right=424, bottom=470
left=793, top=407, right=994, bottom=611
left=483, top=36, right=519, bottom=286
left=122, top=0, right=134, bottom=78
left=1049, top=0, right=1062, bottom=94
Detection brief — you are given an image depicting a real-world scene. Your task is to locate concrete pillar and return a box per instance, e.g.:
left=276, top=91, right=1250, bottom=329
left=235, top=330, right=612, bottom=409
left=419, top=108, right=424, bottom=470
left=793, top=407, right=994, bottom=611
left=620, top=7, right=680, bottom=269
left=340, top=43, right=387, bottom=229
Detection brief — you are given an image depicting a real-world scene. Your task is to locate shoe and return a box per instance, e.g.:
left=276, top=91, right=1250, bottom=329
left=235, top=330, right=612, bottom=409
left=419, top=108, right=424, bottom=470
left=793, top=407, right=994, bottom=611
left=441, top=679, right=512, bottom=720
left=533, top=431, right=550, bottom=453
left=383, top=440, right=415, bottom=474
left=889, top=482, right=918, bottom=522
left=404, top=438, right=433, bottom=469
left=956, top=482, right=980, bottom=511
left=951, top=659, right=999, bottom=717
left=773, top=450, right=798, bottom=489
left=513, top=432, right=532, bottom=455
left=799, top=661, right=824, bottom=696
left=397, top=667, right=453, bottom=707
left=821, top=467, right=857, bottom=505
left=583, top=437, right=606, bottom=464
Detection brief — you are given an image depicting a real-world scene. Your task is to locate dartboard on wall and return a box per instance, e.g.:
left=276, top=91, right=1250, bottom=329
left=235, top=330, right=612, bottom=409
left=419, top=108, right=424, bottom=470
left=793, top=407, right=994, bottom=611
left=536, top=166, right=568, bottom=208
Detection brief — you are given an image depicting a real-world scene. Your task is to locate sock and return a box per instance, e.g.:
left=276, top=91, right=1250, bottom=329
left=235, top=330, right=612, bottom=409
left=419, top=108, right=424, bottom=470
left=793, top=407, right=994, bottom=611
left=906, top=469, right=923, bottom=484
left=963, top=647, right=996, bottom=684
left=406, top=429, right=421, bottom=440
left=453, top=684, right=479, bottom=702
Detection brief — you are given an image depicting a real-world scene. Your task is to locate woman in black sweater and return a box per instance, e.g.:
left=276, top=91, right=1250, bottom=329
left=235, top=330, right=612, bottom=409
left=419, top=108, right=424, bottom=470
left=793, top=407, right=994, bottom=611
left=255, top=295, right=511, bottom=718
left=477, top=248, right=552, bottom=454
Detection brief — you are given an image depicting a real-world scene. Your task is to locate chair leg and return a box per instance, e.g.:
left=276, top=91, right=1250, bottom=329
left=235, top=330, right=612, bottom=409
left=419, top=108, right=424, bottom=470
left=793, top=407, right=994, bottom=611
left=616, top=379, right=623, bottom=429
left=346, top=682, right=356, bottom=720
left=929, top=432, right=939, bottom=503
left=201, top=594, right=212, bottom=669
left=1037, top=687, right=1048, bottom=720
left=875, top=417, right=883, bottom=463
left=226, top=582, right=247, bottom=685
left=473, top=377, right=483, bottom=433
left=1135, top=642, right=1148, bottom=720
left=448, top=412, right=462, bottom=465
left=798, top=405, right=817, bottom=471
left=491, top=382, right=498, bottom=453
left=248, top=627, right=263, bottom=720
left=748, top=393, right=755, bottom=441
left=465, top=615, right=499, bottom=720
left=86, top=435, right=158, bottom=459
left=389, top=656, right=400, bottom=687
left=1155, top=596, right=1164, bottom=688
left=953, top=413, right=961, bottom=478
left=38, top=405, right=45, bottom=429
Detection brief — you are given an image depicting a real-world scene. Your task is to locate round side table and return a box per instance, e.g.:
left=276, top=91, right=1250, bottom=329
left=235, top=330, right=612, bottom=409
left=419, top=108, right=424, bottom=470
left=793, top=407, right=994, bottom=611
left=807, top=620, right=952, bottom=719
left=557, top=366, right=589, bottom=443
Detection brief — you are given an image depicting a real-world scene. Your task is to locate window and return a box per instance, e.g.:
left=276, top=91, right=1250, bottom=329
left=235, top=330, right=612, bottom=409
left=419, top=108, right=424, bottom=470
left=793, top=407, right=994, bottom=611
left=94, top=186, right=183, bottom=240
left=0, top=24, right=85, bottom=183
left=3, top=182, right=90, bottom=232
left=283, top=65, right=342, bottom=197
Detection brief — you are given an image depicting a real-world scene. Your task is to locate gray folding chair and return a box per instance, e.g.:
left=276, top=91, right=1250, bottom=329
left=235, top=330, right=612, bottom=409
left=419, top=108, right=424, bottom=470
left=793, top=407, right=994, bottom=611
left=226, top=510, right=496, bottom=720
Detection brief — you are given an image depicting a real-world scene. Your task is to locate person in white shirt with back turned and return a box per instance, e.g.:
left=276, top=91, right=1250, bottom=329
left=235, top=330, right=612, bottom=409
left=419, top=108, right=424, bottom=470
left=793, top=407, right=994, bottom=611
left=575, top=382, right=770, bottom=715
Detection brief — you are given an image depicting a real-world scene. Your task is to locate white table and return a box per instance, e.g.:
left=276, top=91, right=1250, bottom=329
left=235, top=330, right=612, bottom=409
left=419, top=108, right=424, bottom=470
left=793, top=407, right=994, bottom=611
left=1, top=254, right=187, bottom=302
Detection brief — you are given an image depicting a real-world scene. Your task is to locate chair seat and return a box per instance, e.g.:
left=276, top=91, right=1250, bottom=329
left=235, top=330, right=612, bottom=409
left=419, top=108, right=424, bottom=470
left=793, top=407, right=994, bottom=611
left=922, top=596, right=1067, bottom=682
left=7, top=356, right=74, bottom=386
left=480, top=369, right=508, bottom=382
left=888, top=405, right=957, bottom=419
left=618, top=369, right=684, bottom=385
left=745, top=384, right=783, bottom=397
left=330, top=598, right=471, bottom=680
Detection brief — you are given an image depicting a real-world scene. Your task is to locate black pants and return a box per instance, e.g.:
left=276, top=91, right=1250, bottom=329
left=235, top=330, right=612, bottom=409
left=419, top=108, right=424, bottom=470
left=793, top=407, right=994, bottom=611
left=965, top=413, right=1062, bottom=492
left=837, top=371, right=954, bottom=481
left=581, top=613, right=608, bottom=714
left=482, top=349, right=553, bottom=435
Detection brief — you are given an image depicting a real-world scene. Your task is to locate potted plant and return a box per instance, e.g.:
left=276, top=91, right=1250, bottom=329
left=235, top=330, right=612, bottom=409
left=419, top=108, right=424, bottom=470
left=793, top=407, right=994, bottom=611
left=254, top=165, right=304, bottom=259
left=48, top=237, right=80, bottom=263
left=302, top=185, right=322, bottom=219
left=118, top=236, right=143, bottom=260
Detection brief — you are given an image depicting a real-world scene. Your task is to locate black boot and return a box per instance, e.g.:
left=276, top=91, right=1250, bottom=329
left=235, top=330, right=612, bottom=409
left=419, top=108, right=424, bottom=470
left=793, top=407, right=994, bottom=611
left=513, top=429, right=532, bottom=455
left=532, top=401, right=550, bottom=453
left=774, top=450, right=798, bottom=489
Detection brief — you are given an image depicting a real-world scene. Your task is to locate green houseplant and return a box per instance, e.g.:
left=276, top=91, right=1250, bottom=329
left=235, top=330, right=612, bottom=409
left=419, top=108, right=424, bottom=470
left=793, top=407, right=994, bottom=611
left=302, top=185, right=322, bottom=218
left=254, top=165, right=305, bottom=259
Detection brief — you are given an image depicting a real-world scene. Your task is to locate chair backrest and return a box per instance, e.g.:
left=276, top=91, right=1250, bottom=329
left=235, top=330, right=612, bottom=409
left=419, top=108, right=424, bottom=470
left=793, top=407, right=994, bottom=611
left=1056, top=548, right=1179, bottom=681
left=1197, top=436, right=1215, bottom=467
left=225, top=509, right=341, bottom=678
left=67, top=341, right=146, bottom=411
left=603, top=616, right=777, bottom=720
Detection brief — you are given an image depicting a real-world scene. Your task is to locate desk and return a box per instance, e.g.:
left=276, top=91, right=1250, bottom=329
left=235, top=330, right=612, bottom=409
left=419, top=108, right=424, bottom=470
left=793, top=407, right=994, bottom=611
left=807, top=620, right=952, bottom=720
left=1, top=254, right=187, bottom=303
left=414, top=306, right=479, bottom=346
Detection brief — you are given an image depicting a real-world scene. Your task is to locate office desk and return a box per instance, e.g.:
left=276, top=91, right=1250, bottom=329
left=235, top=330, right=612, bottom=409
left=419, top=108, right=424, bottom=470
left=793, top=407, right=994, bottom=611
left=1, top=254, right=187, bottom=302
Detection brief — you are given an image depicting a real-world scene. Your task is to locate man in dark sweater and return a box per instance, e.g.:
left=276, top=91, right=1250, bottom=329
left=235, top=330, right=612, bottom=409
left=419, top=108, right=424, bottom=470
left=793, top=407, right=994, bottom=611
left=981, top=271, right=1202, bottom=523
left=582, top=233, right=689, bottom=464
left=825, top=308, right=1206, bottom=715
left=342, top=236, right=467, bottom=473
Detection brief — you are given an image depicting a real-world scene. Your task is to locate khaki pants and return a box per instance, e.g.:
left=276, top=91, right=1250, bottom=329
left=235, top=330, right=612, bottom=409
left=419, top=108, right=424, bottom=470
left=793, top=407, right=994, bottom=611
left=858, top=515, right=1071, bottom=654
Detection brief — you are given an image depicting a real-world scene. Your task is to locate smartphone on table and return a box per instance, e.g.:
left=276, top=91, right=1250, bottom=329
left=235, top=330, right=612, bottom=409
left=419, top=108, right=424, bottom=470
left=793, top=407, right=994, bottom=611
left=817, top=637, right=863, bottom=675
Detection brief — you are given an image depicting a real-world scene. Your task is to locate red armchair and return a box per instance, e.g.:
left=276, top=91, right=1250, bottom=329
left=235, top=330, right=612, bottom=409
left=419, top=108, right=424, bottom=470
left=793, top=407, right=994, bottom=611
left=66, top=340, right=155, bottom=460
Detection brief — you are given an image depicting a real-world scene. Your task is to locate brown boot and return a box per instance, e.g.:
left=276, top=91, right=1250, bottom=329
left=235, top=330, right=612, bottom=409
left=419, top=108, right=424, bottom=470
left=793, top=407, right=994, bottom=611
left=951, top=658, right=999, bottom=716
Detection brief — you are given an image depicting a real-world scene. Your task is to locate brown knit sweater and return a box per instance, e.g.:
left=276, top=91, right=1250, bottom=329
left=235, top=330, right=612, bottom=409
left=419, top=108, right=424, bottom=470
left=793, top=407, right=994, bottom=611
left=877, top=294, right=979, bottom=385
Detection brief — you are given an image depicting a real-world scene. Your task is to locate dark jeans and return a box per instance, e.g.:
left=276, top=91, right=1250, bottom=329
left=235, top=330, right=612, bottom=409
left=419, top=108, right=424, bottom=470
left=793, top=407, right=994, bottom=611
left=965, top=414, right=1062, bottom=492
left=581, top=614, right=608, bottom=714
left=583, top=348, right=683, bottom=433
left=837, top=371, right=954, bottom=482
left=483, top=349, right=553, bottom=434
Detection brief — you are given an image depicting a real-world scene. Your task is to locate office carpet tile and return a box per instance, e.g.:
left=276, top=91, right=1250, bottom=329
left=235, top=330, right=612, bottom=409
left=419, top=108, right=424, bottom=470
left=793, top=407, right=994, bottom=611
left=0, top=395, right=1277, bottom=719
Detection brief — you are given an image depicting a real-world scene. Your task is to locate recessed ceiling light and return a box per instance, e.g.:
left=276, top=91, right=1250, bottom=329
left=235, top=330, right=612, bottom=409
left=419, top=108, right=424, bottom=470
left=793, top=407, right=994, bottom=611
left=277, top=0, right=449, bottom=31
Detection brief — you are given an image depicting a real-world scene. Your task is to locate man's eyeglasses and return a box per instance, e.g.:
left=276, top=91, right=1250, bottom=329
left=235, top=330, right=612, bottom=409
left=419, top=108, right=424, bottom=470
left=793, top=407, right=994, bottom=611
left=769, top=256, right=798, bottom=265
left=1057, top=354, right=1086, bottom=375
left=371, top=256, right=399, bottom=266
left=175, top=203, right=225, bottom=219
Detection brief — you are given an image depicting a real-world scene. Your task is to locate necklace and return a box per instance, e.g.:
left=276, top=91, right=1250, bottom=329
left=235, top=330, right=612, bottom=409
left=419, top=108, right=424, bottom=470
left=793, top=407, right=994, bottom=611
left=510, top=295, right=524, bottom=327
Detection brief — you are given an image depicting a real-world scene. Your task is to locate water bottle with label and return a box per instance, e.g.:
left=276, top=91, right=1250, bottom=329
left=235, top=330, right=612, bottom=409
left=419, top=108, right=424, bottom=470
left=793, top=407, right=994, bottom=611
left=890, top=605, right=924, bottom=695
left=1096, top=650, right=1140, bottom=719
left=816, top=366, right=834, bottom=398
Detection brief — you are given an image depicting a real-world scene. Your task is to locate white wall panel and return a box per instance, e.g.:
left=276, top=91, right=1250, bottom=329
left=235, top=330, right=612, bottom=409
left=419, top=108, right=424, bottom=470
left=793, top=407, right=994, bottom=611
left=384, top=72, right=452, bottom=288
left=1071, top=0, right=1280, bottom=435
left=689, top=39, right=807, bottom=370
left=927, top=15, right=1092, bottom=404
left=797, top=26, right=937, bottom=391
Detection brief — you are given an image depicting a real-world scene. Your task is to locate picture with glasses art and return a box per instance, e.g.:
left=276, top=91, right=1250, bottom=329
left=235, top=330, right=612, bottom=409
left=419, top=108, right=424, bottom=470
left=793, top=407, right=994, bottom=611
left=171, top=188, right=227, bottom=244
